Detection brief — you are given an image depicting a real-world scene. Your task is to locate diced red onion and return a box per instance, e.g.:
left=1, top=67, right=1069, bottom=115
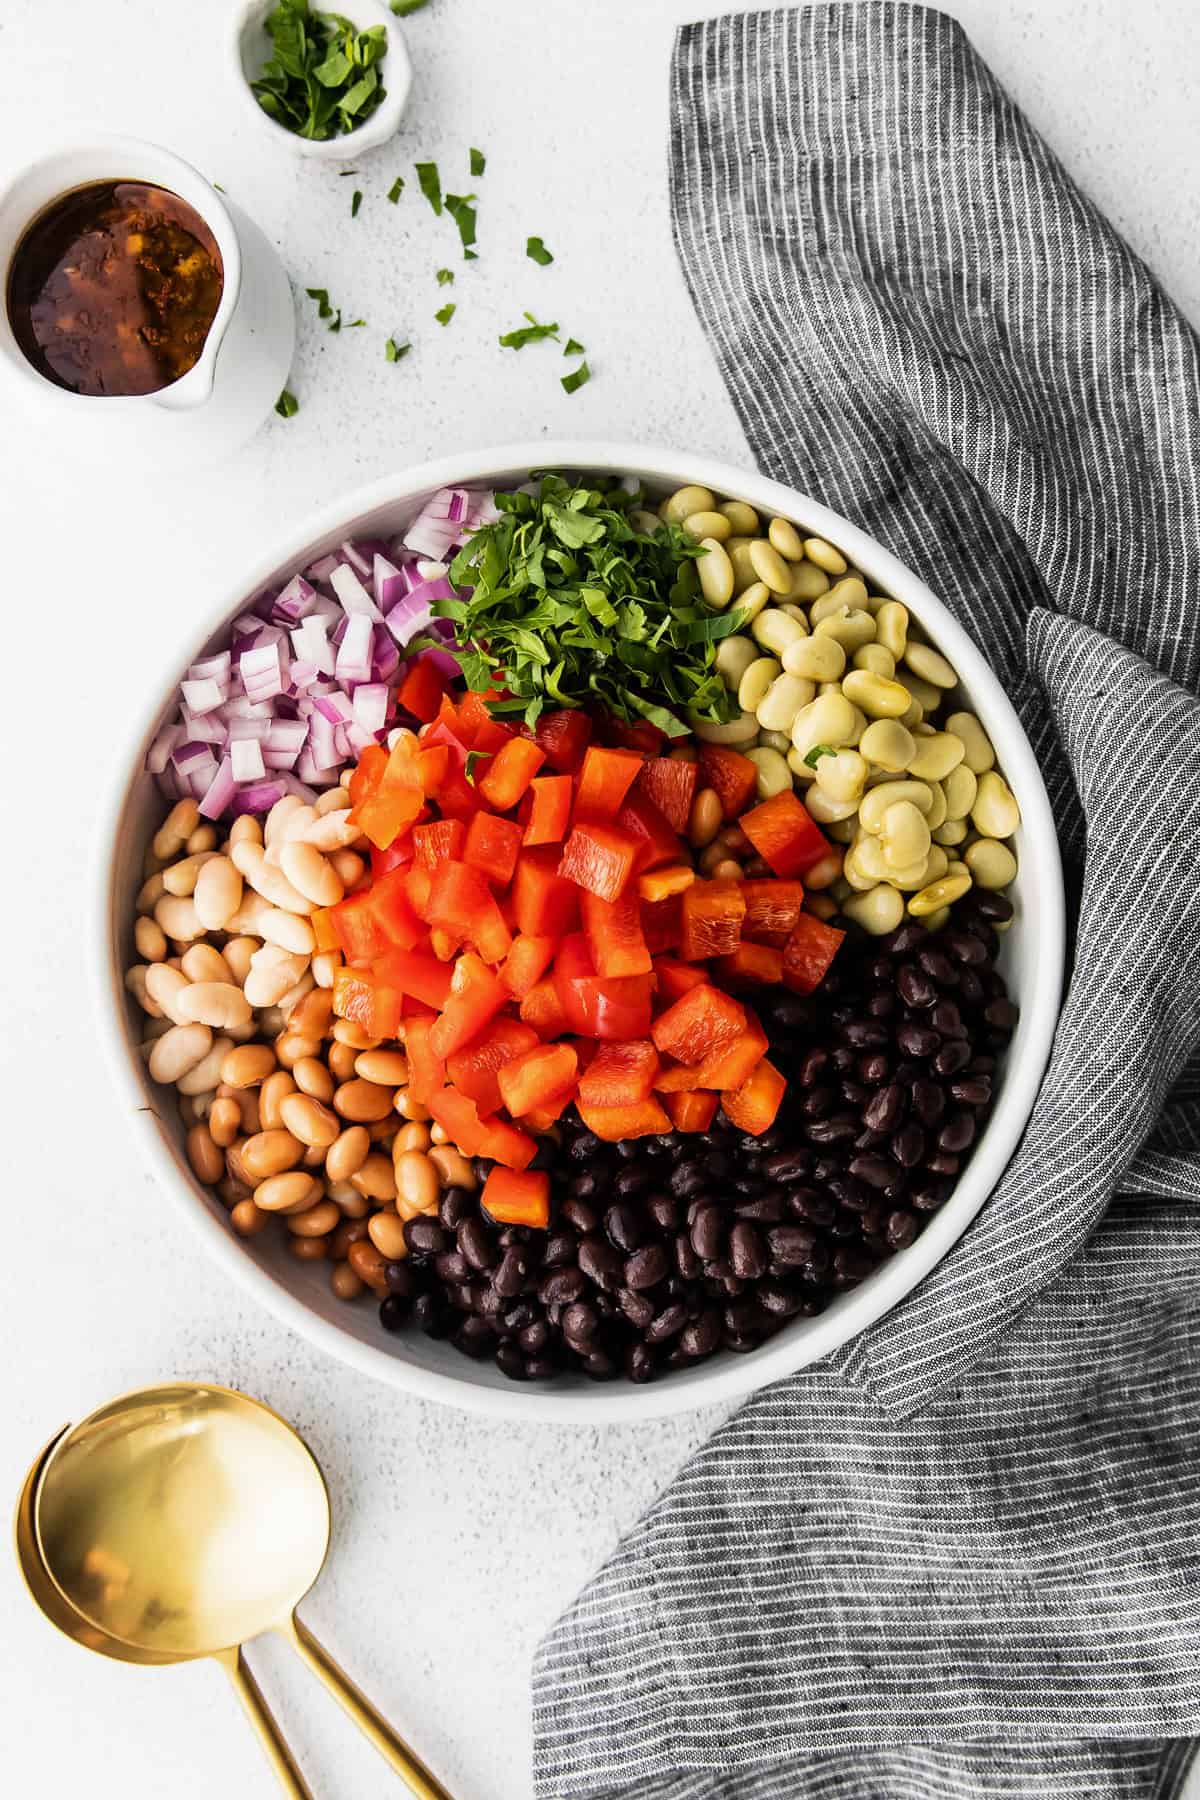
left=352, top=683, right=389, bottom=735
left=187, top=651, right=232, bottom=687
left=231, top=737, right=266, bottom=782
left=199, top=756, right=237, bottom=820
left=336, top=613, right=373, bottom=684
left=146, top=725, right=183, bottom=775
left=272, top=575, right=318, bottom=624
left=181, top=676, right=224, bottom=715
left=330, top=562, right=383, bottom=623
left=180, top=706, right=226, bottom=747
left=340, top=540, right=376, bottom=583
left=307, top=552, right=340, bottom=582
left=312, top=689, right=355, bottom=727
left=402, top=486, right=481, bottom=560
left=370, top=631, right=401, bottom=685
left=231, top=779, right=287, bottom=817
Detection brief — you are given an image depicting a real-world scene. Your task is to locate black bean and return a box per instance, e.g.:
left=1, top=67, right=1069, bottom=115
left=799, top=1085, right=835, bottom=1120
left=757, top=1280, right=803, bottom=1317
left=618, top=1287, right=656, bottom=1329
left=434, top=1250, right=470, bottom=1285
left=787, top=1187, right=835, bottom=1226
left=911, top=1178, right=952, bottom=1212
left=985, top=997, right=1019, bottom=1032
left=605, top=1204, right=644, bottom=1252
left=626, top=1342, right=657, bottom=1383
left=885, top=1209, right=918, bottom=1249
left=849, top=1153, right=902, bottom=1191
left=525, top=1357, right=559, bottom=1380
left=625, top=1243, right=670, bottom=1290
left=762, top=1151, right=811, bottom=1183
left=795, top=1047, right=831, bottom=1086
left=938, top=1111, right=977, bottom=1154
left=897, top=964, right=937, bottom=1009
left=951, top=1076, right=992, bottom=1106
left=578, top=1236, right=625, bottom=1291
left=972, top=889, right=1013, bottom=921
left=412, top=1293, right=451, bottom=1338
left=519, top=1319, right=551, bottom=1354
left=863, top=1084, right=905, bottom=1133
left=805, top=1113, right=859, bottom=1145
left=896, top=1021, right=940, bottom=1058
left=561, top=1196, right=599, bottom=1234
left=379, top=1293, right=411, bottom=1332
left=582, top=1349, right=618, bottom=1380
left=457, top=1217, right=497, bottom=1272
left=690, top=1205, right=726, bottom=1262
left=857, top=1052, right=891, bottom=1085
left=569, top=1170, right=599, bottom=1201
left=496, top=1342, right=528, bottom=1380
left=931, top=999, right=966, bottom=1039
left=888, top=923, right=927, bottom=956
left=840, top=1018, right=889, bottom=1048
left=439, top=1187, right=475, bottom=1230
left=833, top=1246, right=876, bottom=1285
left=926, top=1153, right=961, bottom=1177
left=933, top=1039, right=972, bottom=1077
left=669, top=1160, right=710, bottom=1198
left=645, top=1192, right=680, bottom=1233
left=561, top=1301, right=599, bottom=1352
left=384, top=1260, right=419, bottom=1299
left=867, top=990, right=897, bottom=1020
left=675, top=1232, right=702, bottom=1280
left=767, top=1224, right=817, bottom=1266
left=539, top=1266, right=586, bottom=1307
left=911, top=1080, right=946, bottom=1126
left=646, top=1303, right=689, bottom=1344
left=735, top=1192, right=783, bottom=1223
left=494, top=1246, right=531, bottom=1298
left=957, top=969, right=985, bottom=1005
left=541, top=1231, right=576, bottom=1268
left=405, top=1217, right=450, bottom=1257
left=568, top=1131, right=600, bottom=1162
left=613, top=1166, right=650, bottom=1201
left=729, top=1220, right=768, bottom=1280
left=891, top=1122, right=926, bottom=1169
left=680, top=1309, right=722, bottom=1358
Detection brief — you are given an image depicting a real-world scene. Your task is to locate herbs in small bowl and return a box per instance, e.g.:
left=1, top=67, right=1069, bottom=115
left=232, top=0, right=412, bottom=158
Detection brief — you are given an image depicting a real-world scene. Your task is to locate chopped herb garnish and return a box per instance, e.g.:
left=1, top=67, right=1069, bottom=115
left=387, top=175, right=405, bottom=203
left=464, top=750, right=487, bottom=782
left=561, top=361, right=591, bottom=395
left=498, top=312, right=559, bottom=350
left=305, top=287, right=345, bottom=332
left=436, top=474, right=743, bottom=734
left=416, top=161, right=442, bottom=215
left=275, top=388, right=299, bottom=417
left=250, top=0, right=388, bottom=142
left=435, top=302, right=456, bottom=326
left=213, top=181, right=226, bottom=193
left=346, top=317, right=366, bottom=327
left=564, top=336, right=585, bottom=356
left=436, top=267, right=455, bottom=286
left=803, top=744, right=836, bottom=767
left=526, top=235, right=554, bottom=266
left=351, top=188, right=363, bottom=217
left=390, top=0, right=430, bottom=13
left=469, top=147, right=486, bottom=177
left=444, top=192, right=477, bottom=257
left=385, top=336, right=411, bottom=362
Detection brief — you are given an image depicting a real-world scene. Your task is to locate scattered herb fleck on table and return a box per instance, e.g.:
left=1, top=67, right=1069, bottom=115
left=526, top=235, right=554, bottom=265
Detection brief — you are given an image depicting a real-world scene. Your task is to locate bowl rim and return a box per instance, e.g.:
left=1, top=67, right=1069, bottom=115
left=97, top=439, right=1066, bottom=1424
left=226, top=0, right=410, bottom=161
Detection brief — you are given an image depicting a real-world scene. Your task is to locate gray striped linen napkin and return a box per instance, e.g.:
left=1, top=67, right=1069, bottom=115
left=531, top=6, right=1200, bottom=1796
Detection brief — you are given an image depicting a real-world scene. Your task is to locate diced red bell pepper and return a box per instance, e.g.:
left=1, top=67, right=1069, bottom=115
left=739, top=878, right=805, bottom=947
left=740, top=791, right=831, bottom=878
left=553, top=934, right=654, bottom=1041
left=558, top=823, right=641, bottom=903
left=652, top=982, right=748, bottom=1066
left=413, top=818, right=466, bottom=870
left=447, top=1018, right=540, bottom=1114
left=522, top=1096, right=571, bottom=1131
left=697, top=743, right=759, bottom=820
left=653, top=1060, right=703, bottom=1093
left=641, top=892, right=683, bottom=955
left=478, top=736, right=546, bottom=810
left=664, top=1089, right=719, bottom=1133
left=633, top=756, right=698, bottom=835
left=578, top=1040, right=659, bottom=1107
left=574, top=745, right=644, bottom=821
left=405, top=864, right=433, bottom=918
left=722, top=1057, right=786, bottom=1136
left=714, top=943, right=785, bottom=986
left=430, top=927, right=461, bottom=961
left=519, top=975, right=571, bottom=1039
left=616, top=790, right=681, bottom=872
left=595, top=713, right=668, bottom=756
left=696, top=1011, right=769, bottom=1090
left=463, top=811, right=524, bottom=886
left=420, top=720, right=483, bottom=819
left=396, top=656, right=448, bottom=723
left=404, top=1016, right=446, bottom=1104
left=373, top=946, right=455, bottom=1010
left=332, top=966, right=404, bottom=1039
left=497, top=1042, right=579, bottom=1118
left=637, top=864, right=695, bottom=903
left=534, top=708, right=592, bottom=773
left=500, top=933, right=557, bottom=1000
left=427, top=1086, right=484, bottom=1155
left=475, top=1113, right=537, bottom=1170
left=426, top=860, right=511, bottom=964
left=654, top=958, right=709, bottom=1003
left=331, top=868, right=423, bottom=962
left=348, top=742, right=388, bottom=812
left=329, top=893, right=386, bottom=964
left=429, top=952, right=509, bottom=1059
left=521, top=775, right=573, bottom=846
left=481, top=1166, right=550, bottom=1228
left=457, top=689, right=516, bottom=753
left=576, top=1095, right=672, bottom=1142
left=581, top=890, right=651, bottom=979
left=513, top=847, right=581, bottom=937
left=782, top=912, right=846, bottom=994
left=353, top=778, right=424, bottom=852
left=311, top=906, right=340, bottom=953
left=680, top=879, right=746, bottom=961
left=370, top=835, right=417, bottom=881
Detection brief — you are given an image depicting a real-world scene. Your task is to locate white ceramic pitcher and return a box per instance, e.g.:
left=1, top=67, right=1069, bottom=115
left=0, top=136, right=295, bottom=469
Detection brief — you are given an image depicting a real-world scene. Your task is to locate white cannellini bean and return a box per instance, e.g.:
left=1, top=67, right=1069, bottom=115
left=148, top=1022, right=213, bottom=1085
left=264, top=794, right=307, bottom=845
left=176, top=1035, right=236, bottom=1096
left=230, top=840, right=315, bottom=916
left=280, top=841, right=345, bottom=908
left=244, top=946, right=311, bottom=1008
left=193, top=855, right=243, bottom=931
left=227, top=894, right=317, bottom=956
left=152, top=894, right=206, bottom=942
left=145, top=962, right=193, bottom=1024
left=174, top=982, right=254, bottom=1031
left=160, top=852, right=218, bottom=897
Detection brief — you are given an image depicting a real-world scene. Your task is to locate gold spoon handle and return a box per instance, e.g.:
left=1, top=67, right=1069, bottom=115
left=279, top=1613, right=453, bottom=1800
left=214, top=1645, right=314, bottom=1799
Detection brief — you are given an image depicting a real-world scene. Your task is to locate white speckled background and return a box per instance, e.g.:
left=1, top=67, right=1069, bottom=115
left=1, top=2, right=1197, bottom=1795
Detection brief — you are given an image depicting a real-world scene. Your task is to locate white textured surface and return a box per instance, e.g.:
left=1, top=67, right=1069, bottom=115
left=1, top=2, right=1197, bottom=1796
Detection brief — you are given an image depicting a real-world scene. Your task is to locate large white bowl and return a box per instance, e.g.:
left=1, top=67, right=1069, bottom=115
left=99, top=442, right=1065, bottom=1423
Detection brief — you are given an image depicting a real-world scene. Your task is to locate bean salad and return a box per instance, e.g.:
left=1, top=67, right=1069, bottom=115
left=128, top=474, right=1021, bottom=1384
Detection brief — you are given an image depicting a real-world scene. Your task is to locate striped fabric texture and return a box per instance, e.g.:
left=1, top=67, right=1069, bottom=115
left=532, top=6, right=1200, bottom=1795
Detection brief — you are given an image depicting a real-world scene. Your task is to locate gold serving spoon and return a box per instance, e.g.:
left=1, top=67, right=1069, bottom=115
left=18, top=1384, right=452, bottom=1800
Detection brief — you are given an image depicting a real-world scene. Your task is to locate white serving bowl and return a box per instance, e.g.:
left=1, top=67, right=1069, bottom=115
left=99, top=442, right=1065, bottom=1423
left=228, top=0, right=411, bottom=161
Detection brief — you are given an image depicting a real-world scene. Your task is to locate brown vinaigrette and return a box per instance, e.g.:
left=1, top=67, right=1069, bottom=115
left=5, top=181, right=224, bottom=397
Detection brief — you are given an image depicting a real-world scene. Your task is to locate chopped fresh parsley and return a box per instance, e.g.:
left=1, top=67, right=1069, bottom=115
left=351, top=188, right=363, bottom=217
left=499, top=312, right=559, bottom=350
left=564, top=336, right=585, bottom=356
left=436, top=474, right=744, bottom=734
left=803, top=744, right=836, bottom=767
left=435, top=302, right=456, bottom=326
left=387, top=175, right=405, bottom=203
left=469, top=147, right=486, bottom=177
left=250, top=0, right=388, bottom=141
left=416, top=161, right=442, bottom=214
left=444, top=192, right=477, bottom=257
left=275, top=388, right=299, bottom=417
left=390, top=0, right=430, bottom=13
left=464, top=750, right=487, bottom=782
left=385, top=337, right=411, bottom=362
left=436, top=267, right=455, bottom=286
left=305, top=287, right=344, bottom=332
left=526, top=235, right=554, bottom=266
left=561, top=361, right=591, bottom=395
left=346, top=317, right=366, bottom=327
